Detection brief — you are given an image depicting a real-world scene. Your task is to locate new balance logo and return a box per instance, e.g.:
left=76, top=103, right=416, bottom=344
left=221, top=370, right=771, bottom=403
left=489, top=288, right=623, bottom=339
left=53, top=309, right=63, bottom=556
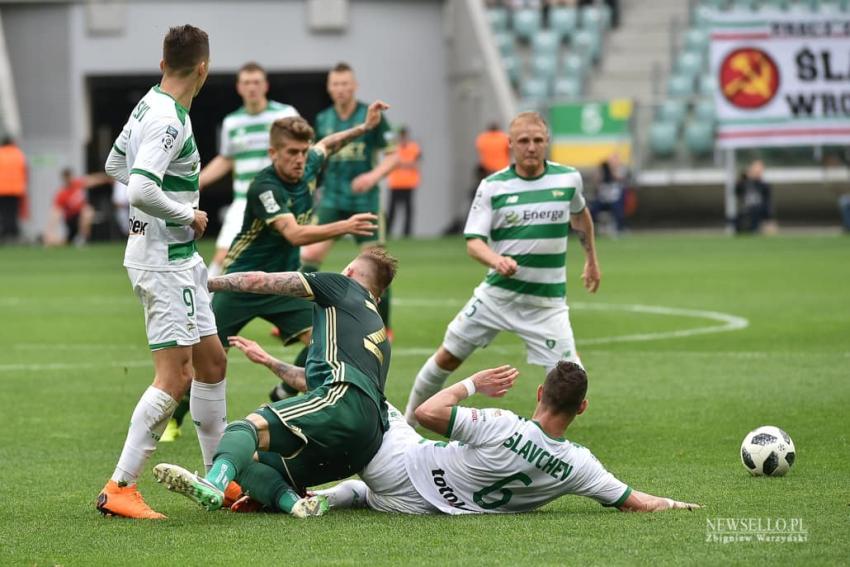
left=506, top=195, right=519, bottom=204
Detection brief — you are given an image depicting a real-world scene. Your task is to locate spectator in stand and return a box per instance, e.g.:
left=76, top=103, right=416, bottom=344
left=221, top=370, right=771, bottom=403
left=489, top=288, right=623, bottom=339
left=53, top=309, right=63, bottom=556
left=590, top=153, right=629, bottom=236
left=0, top=136, right=28, bottom=242
left=735, top=159, right=776, bottom=235
left=43, top=168, right=110, bottom=246
left=476, top=122, right=510, bottom=182
left=386, top=127, right=422, bottom=238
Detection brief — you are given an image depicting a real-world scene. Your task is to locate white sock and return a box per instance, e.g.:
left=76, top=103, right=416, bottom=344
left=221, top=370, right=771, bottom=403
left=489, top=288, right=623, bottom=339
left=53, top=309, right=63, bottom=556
left=207, top=261, right=223, bottom=278
left=112, top=386, right=178, bottom=485
left=404, top=355, right=453, bottom=426
left=315, top=479, right=369, bottom=509
left=190, top=379, right=227, bottom=472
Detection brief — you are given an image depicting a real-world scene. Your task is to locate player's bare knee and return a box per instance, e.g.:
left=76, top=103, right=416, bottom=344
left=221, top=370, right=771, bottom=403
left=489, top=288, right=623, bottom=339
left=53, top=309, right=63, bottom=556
left=246, top=413, right=270, bottom=450
left=436, top=345, right=463, bottom=371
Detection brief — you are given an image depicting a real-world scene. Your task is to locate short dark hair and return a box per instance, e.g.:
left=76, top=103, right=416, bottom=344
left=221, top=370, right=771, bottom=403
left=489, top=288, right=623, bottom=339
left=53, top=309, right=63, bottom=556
left=238, top=61, right=266, bottom=79
left=541, top=361, right=587, bottom=416
left=162, top=25, right=209, bottom=76
left=331, top=62, right=354, bottom=74
left=358, top=247, right=398, bottom=295
left=270, top=117, right=315, bottom=148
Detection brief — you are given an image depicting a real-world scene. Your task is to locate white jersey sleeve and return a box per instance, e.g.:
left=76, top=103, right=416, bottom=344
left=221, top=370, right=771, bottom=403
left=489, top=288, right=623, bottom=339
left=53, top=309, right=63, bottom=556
left=449, top=406, right=519, bottom=448
left=130, top=116, right=185, bottom=184
left=219, top=116, right=234, bottom=158
left=463, top=179, right=493, bottom=240
left=561, top=444, right=631, bottom=507
left=569, top=171, right=586, bottom=214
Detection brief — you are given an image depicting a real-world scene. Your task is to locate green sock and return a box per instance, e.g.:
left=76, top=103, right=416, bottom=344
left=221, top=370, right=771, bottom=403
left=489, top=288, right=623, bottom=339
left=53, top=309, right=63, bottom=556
left=237, top=460, right=295, bottom=511
left=277, top=488, right=301, bottom=514
left=173, top=395, right=190, bottom=426
left=206, top=420, right=258, bottom=491
left=378, top=285, right=392, bottom=329
left=299, top=262, right=320, bottom=273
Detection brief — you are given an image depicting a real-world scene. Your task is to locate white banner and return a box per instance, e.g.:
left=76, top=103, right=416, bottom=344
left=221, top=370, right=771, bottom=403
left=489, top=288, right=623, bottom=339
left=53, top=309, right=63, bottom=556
left=709, top=11, right=850, bottom=148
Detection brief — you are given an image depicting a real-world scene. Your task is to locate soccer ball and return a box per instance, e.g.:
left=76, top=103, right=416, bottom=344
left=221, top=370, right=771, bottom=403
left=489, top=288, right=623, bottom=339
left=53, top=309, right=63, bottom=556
left=740, top=426, right=796, bottom=477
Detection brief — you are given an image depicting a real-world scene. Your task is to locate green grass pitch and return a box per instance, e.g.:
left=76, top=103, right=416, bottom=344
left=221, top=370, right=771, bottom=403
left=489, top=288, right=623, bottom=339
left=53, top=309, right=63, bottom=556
left=1, top=234, right=848, bottom=565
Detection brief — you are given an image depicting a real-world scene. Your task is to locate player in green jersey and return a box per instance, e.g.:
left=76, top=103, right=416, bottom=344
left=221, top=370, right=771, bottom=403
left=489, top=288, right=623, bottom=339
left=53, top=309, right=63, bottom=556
left=210, top=103, right=388, bottom=401
left=301, top=63, right=399, bottom=333
left=154, top=248, right=398, bottom=518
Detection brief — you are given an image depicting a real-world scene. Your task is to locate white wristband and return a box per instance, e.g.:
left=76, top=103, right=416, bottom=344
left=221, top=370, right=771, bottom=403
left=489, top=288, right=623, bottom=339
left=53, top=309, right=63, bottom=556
left=664, top=498, right=675, bottom=509
left=460, top=378, right=476, bottom=397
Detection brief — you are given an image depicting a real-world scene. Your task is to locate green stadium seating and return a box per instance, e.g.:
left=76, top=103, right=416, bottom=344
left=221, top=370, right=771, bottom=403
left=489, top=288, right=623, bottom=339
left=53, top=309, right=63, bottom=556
left=521, top=77, right=550, bottom=101
left=685, top=29, right=709, bottom=54
left=694, top=98, right=716, bottom=122
left=562, top=52, right=587, bottom=79
left=502, top=54, right=520, bottom=85
left=513, top=8, right=542, bottom=41
left=531, top=30, right=560, bottom=58
left=659, top=98, right=687, bottom=126
left=731, top=0, right=758, bottom=11
left=494, top=32, right=515, bottom=58
left=549, top=7, right=578, bottom=42
left=553, top=76, right=583, bottom=99
left=580, top=5, right=604, bottom=32
left=650, top=121, right=678, bottom=157
left=573, top=28, right=602, bottom=62
left=698, top=72, right=717, bottom=97
left=677, top=51, right=704, bottom=79
left=598, top=3, right=613, bottom=29
left=487, top=7, right=509, bottom=33
left=531, top=54, right=558, bottom=82
left=668, top=74, right=694, bottom=97
left=693, top=6, right=714, bottom=29
left=761, top=0, right=791, bottom=9
left=685, top=119, right=715, bottom=156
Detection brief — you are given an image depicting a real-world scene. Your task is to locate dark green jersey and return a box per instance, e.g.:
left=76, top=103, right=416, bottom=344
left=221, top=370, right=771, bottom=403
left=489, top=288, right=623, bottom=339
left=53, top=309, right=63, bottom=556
left=224, top=149, right=325, bottom=273
left=300, top=271, right=390, bottom=428
left=314, top=102, right=394, bottom=212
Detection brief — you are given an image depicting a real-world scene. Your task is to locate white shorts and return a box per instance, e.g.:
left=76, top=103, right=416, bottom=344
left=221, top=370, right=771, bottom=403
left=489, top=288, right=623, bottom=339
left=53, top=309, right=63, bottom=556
left=444, top=284, right=581, bottom=369
left=359, top=405, right=439, bottom=515
left=215, top=198, right=247, bottom=250
left=127, top=262, right=217, bottom=350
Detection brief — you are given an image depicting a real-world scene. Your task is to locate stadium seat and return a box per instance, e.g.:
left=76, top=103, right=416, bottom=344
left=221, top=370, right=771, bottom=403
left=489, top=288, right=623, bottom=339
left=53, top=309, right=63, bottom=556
left=685, top=119, right=715, bottom=156
left=549, top=7, right=578, bottom=42
left=668, top=74, right=694, bottom=98
left=649, top=121, right=678, bottom=157
left=658, top=98, right=687, bottom=126
left=694, top=98, right=716, bottom=122
left=521, top=77, right=550, bottom=101
left=502, top=54, right=521, bottom=85
left=494, top=32, right=515, bottom=58
left=530, top=54, right=558, bottom=82
left=562, top=52, right=587, bottom=79
left=698, top=72, right=717, bottom=97
left=487, top=7, right=510, bottom=33
left=513, top=8, right=542, bottom=41
left=761, top=0, right=791, bottom=9
left=693, top=5, right=714, bottom=29
left=580, top=5, right=604, bottom=32
left=573, top=29, right=602, bottom=62
left=731, top=0, right=758, bottom=11
left=531, top=30, right=560, bottom=58
left=685, top=29, right=709, bottom=54
left=553, top=76, right=583, bottom=99
left=677, top=51, right=704, bottom=80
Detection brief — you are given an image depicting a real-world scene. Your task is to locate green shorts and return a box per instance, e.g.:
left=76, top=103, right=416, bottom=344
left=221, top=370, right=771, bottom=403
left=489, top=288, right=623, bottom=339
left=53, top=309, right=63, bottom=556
left=212, top=291, right=313, bottom=346
left=316, top=206, right=385, bottom=245
left=255, top=382, right=384, bottom=490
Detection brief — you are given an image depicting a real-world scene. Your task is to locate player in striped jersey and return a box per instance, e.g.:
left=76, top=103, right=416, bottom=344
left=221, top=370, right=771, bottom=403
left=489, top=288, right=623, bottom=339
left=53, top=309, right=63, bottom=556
left=404, top=111, right=601, bottom=426
left=199, top=62, right=299, bottom=278
left=97, top=25, right=228, bottom=519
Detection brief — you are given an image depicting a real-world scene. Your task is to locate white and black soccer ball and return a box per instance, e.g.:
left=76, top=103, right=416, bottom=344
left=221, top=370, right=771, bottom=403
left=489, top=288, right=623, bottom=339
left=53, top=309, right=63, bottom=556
left=740, top=426, right=796, bottom=477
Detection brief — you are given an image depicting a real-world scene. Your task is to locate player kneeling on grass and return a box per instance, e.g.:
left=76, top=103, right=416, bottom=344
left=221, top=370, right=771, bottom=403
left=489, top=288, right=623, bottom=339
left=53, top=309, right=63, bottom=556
left=218, top=339, right=699, bottom=515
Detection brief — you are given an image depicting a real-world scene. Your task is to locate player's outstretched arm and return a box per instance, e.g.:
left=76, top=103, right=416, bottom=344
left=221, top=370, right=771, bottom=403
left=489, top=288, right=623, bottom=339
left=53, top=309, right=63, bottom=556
left=271, top=212, right=377, bottom=246
left=228, top=336, right=307, bottom=393
left=618, top=490, right=701, bottom=513
left=199, top=155, right=234, bottom=190
left=569, top=207, right=601, bottom=293
left=314, top=100, right=390, bottom=157
left=466, top=238, right=517, bottom=277
left=415, top=365, right=519, bottom=436
left=208, top=271, right=312, bottom=298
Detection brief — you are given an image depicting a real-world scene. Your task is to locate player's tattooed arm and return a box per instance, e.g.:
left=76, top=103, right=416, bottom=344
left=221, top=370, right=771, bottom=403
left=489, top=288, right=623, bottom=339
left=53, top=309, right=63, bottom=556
left=569, top=207, right=601, bottom=293
left=208, top=271, right=312, bottom=298
left=228, top=336, right=308, bottom=393
left=314, top=100, right=391, bottom=156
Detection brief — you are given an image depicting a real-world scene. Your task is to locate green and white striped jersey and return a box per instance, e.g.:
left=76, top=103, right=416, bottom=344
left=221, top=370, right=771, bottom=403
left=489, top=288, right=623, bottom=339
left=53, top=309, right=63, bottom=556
left=220, top=101, right=299, bottom=199
left=464, top=162, right=586, bottom=305
left=113, top=85, right=202, bottom=271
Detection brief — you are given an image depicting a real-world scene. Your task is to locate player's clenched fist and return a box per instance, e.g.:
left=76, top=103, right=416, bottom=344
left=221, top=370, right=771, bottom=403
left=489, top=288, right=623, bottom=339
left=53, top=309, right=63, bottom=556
left=191, top=209, right=208, bottom=239
left=492, top=256, right=518, bottom=277
left=345, top=212, right=378, bottom=236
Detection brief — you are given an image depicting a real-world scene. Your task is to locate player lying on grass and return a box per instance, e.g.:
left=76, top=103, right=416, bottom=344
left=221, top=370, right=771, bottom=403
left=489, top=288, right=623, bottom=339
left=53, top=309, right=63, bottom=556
left=224, top=339, right=700, bottom=515
left=153, top=248, right=397, bottom=518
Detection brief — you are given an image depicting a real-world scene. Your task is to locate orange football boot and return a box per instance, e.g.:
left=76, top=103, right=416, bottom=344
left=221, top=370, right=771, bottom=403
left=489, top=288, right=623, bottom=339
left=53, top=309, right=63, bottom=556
left=96, top=480, right=166, bottom=519
left=222, top=481, right=243, bottom=508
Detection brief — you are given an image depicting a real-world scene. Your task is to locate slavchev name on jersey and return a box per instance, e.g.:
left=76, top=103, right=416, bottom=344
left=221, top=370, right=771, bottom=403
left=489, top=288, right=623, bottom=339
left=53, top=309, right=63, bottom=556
left=114, top=86, right=202, bottom=272
left=404, top=406, right=631, bottom=515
